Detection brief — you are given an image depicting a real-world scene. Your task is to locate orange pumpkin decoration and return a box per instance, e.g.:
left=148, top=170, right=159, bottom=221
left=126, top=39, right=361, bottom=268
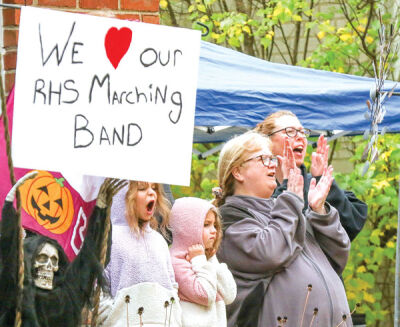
left=19, top=171, right=74, bottom=234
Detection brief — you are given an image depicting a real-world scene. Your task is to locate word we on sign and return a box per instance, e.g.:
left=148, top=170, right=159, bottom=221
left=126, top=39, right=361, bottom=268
left=12, top=7, right=201, bottom=186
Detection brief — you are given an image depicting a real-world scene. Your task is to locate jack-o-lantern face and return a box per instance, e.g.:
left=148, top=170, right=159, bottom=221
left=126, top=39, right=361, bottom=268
left=19, top=171, right=74, bottom=234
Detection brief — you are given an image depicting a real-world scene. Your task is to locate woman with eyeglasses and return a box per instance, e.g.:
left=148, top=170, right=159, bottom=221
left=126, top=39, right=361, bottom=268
left=255, top=110, right=367, bottom=242
left=213, top=131, right=352, bottom=327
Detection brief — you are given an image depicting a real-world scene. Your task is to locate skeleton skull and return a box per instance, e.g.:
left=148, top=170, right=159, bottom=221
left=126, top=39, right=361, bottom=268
left=33, top=243, right=59, bottom=290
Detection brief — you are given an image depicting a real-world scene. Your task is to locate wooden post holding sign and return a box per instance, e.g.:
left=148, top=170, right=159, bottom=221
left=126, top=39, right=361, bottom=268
left=12, top=7, right=201, bottom=186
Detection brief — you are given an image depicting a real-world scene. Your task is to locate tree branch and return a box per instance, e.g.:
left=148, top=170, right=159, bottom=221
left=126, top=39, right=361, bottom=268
left=303, top=0, right=315, bottom=60
left=277, top=20, right=294, bottom=64
left=338, top=0, right=376, bottom=64
left=167, top=0, right=179, bottom=27
left=337, top=48, right=374, bottom=75
left=268, top=26, right=276, bottom=61
left=273, top=41, right=290, bottom=65
left=293, top=20, right=301, bottom=65
left=218, top=0, right=229, bottom=12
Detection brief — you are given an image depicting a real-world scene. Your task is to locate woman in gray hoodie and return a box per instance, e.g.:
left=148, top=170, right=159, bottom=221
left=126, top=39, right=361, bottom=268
left=214, top=131, right=352, bottom=327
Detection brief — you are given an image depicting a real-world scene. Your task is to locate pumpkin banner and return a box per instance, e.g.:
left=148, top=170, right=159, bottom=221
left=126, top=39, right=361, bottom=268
left=12, top=7, right=200, bottom=186
left=0, top=87, right=100, bottom=261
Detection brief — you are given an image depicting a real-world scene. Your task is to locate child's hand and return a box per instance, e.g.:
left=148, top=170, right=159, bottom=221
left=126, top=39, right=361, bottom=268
left=186, top=244, right=205, bottom=261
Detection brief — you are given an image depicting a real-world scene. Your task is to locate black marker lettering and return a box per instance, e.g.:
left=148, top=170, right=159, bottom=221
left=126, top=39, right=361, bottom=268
left=49, top=80, right=62, bottom=105
left=135, top=87, right=147, bottom=103
left=140, top=48, right=157, bottom=67
left=169, top=91, right=182, bottom=124
left=33, top=79, right=46, bottom=104
left=155, top=85, right=167, bottom=104
left=126, top=91, right=134, bottom=104
left=174, top=49, right=182, bottom=66
left=158, top=50, right=170, bottom=66
left=118, top=91, right=127, bottom=105
left=149, top=84, right=153, bottom=102
left=113, top=125, right=125, bottom=145
left=112, top=91, right=120, bottom=105
left=127, top=123, right=142, bottom=146
left=89, top=74, right=110, bottom=104
left=39, top=22, right=76, bottom=66
left=71, top=42, right=84, bottom=64
left=63, top=80, right=79, bottom=104
left=100, top=127, right=111, bottom=145
left=74, top=114, right=94, bottom=148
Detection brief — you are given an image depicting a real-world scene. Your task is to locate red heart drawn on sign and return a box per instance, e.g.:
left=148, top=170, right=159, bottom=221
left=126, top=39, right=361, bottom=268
left=104, top=27, right=132, bottom=69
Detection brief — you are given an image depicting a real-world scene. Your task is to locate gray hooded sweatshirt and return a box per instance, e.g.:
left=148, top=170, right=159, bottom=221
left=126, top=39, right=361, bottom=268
left=217, top=192, right=352, bottom=327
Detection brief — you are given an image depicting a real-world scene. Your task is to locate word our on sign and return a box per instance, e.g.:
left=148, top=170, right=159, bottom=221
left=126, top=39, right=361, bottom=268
left=12, top=7, right=201, bottom=186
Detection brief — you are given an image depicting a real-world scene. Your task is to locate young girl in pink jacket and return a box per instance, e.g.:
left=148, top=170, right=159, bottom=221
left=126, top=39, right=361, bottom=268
left=169, top=197, right=237, bottom=327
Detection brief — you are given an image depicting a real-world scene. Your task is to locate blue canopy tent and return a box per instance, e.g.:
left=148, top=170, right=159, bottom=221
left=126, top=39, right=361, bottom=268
left=194, top=40, right=400, bottom=143
left=195, top=41, right=400, bottom=325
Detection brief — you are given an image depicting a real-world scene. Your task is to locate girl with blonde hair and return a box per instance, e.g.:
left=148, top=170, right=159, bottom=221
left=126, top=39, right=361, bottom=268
left=99, top=181, right=181, bottom=326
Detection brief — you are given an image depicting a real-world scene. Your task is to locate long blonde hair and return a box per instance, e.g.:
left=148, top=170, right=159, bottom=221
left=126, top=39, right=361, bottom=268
left=214, top=132, right=271, bottom=207
left=254, top=110, right=297, bottom=135
left=125, top=181, right=170, bottom=238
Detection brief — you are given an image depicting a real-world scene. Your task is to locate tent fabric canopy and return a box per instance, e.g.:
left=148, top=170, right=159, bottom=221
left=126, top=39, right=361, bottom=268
left=195, top=40, right=400, bottom=141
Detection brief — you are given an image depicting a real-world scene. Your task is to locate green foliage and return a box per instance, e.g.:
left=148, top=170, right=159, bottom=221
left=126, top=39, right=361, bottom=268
left=299, top=1, right=391, bottom=76
left=335, top=134, right=400, bottom=326
left=161, top=0, right=400, bottom=77
left=171, top=143, right=219, bottom=200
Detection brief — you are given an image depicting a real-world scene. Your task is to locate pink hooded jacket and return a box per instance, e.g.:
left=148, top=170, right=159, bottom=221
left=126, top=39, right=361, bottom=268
left=169, top=197, right=222, bottom=305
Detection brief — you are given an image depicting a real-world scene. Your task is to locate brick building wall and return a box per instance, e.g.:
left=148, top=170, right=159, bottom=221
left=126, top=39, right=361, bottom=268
left=1, top=0, right=160, bottom=95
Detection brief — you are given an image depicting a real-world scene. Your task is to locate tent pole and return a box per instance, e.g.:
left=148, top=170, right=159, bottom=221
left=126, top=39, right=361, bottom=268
left=0, top=4, right=22, bottom=9
left=198, top=143, right=225, bottom=159
left=395, top=170, right=400, bottom=326
left=310, top=130, right=352, bottom=148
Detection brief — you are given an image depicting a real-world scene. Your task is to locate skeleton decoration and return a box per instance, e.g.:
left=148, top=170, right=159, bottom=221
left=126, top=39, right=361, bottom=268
left=33, top=243, right=59, bottom=290
left=362, top=16, right=398, bottom=176
left=0, top=174, right=126, bottom=327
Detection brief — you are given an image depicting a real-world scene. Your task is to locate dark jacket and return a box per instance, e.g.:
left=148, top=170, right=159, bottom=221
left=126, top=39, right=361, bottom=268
left=218, top=192, right=352, bottom=327
left=0, top=201, right=107, bottom=327
left=273, top=164, right=368, bottom=241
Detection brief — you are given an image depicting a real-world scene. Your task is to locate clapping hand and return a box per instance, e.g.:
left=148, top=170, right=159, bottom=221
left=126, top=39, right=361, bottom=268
left=276, top=138, right=297, bottom=183
left=308, top=166, right=334, bottom=214
left=287, top=167, right=304, bottom=200
left=311, top=135, right=329, bottom=177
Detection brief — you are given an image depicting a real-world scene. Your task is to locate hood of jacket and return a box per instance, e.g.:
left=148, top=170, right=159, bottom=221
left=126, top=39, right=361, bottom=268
left=169, top=197, right=219, bottom=305
left=169, top=197, right=214, bottom=255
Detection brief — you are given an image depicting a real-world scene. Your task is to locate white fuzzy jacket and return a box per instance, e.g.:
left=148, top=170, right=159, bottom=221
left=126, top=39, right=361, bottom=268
left=102, top=282, right=182, bottom=327
left=180, top=255, right=237, bottom=327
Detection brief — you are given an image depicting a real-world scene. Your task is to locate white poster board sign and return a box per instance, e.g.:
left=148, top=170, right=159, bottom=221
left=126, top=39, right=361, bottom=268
left=12, top=7, right=201, bottom=186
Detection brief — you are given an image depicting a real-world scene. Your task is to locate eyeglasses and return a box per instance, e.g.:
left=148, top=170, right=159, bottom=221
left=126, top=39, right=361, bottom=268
left=242, top=154, right=278, bottom=167
left=268, top=127, right=311, bottom=138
